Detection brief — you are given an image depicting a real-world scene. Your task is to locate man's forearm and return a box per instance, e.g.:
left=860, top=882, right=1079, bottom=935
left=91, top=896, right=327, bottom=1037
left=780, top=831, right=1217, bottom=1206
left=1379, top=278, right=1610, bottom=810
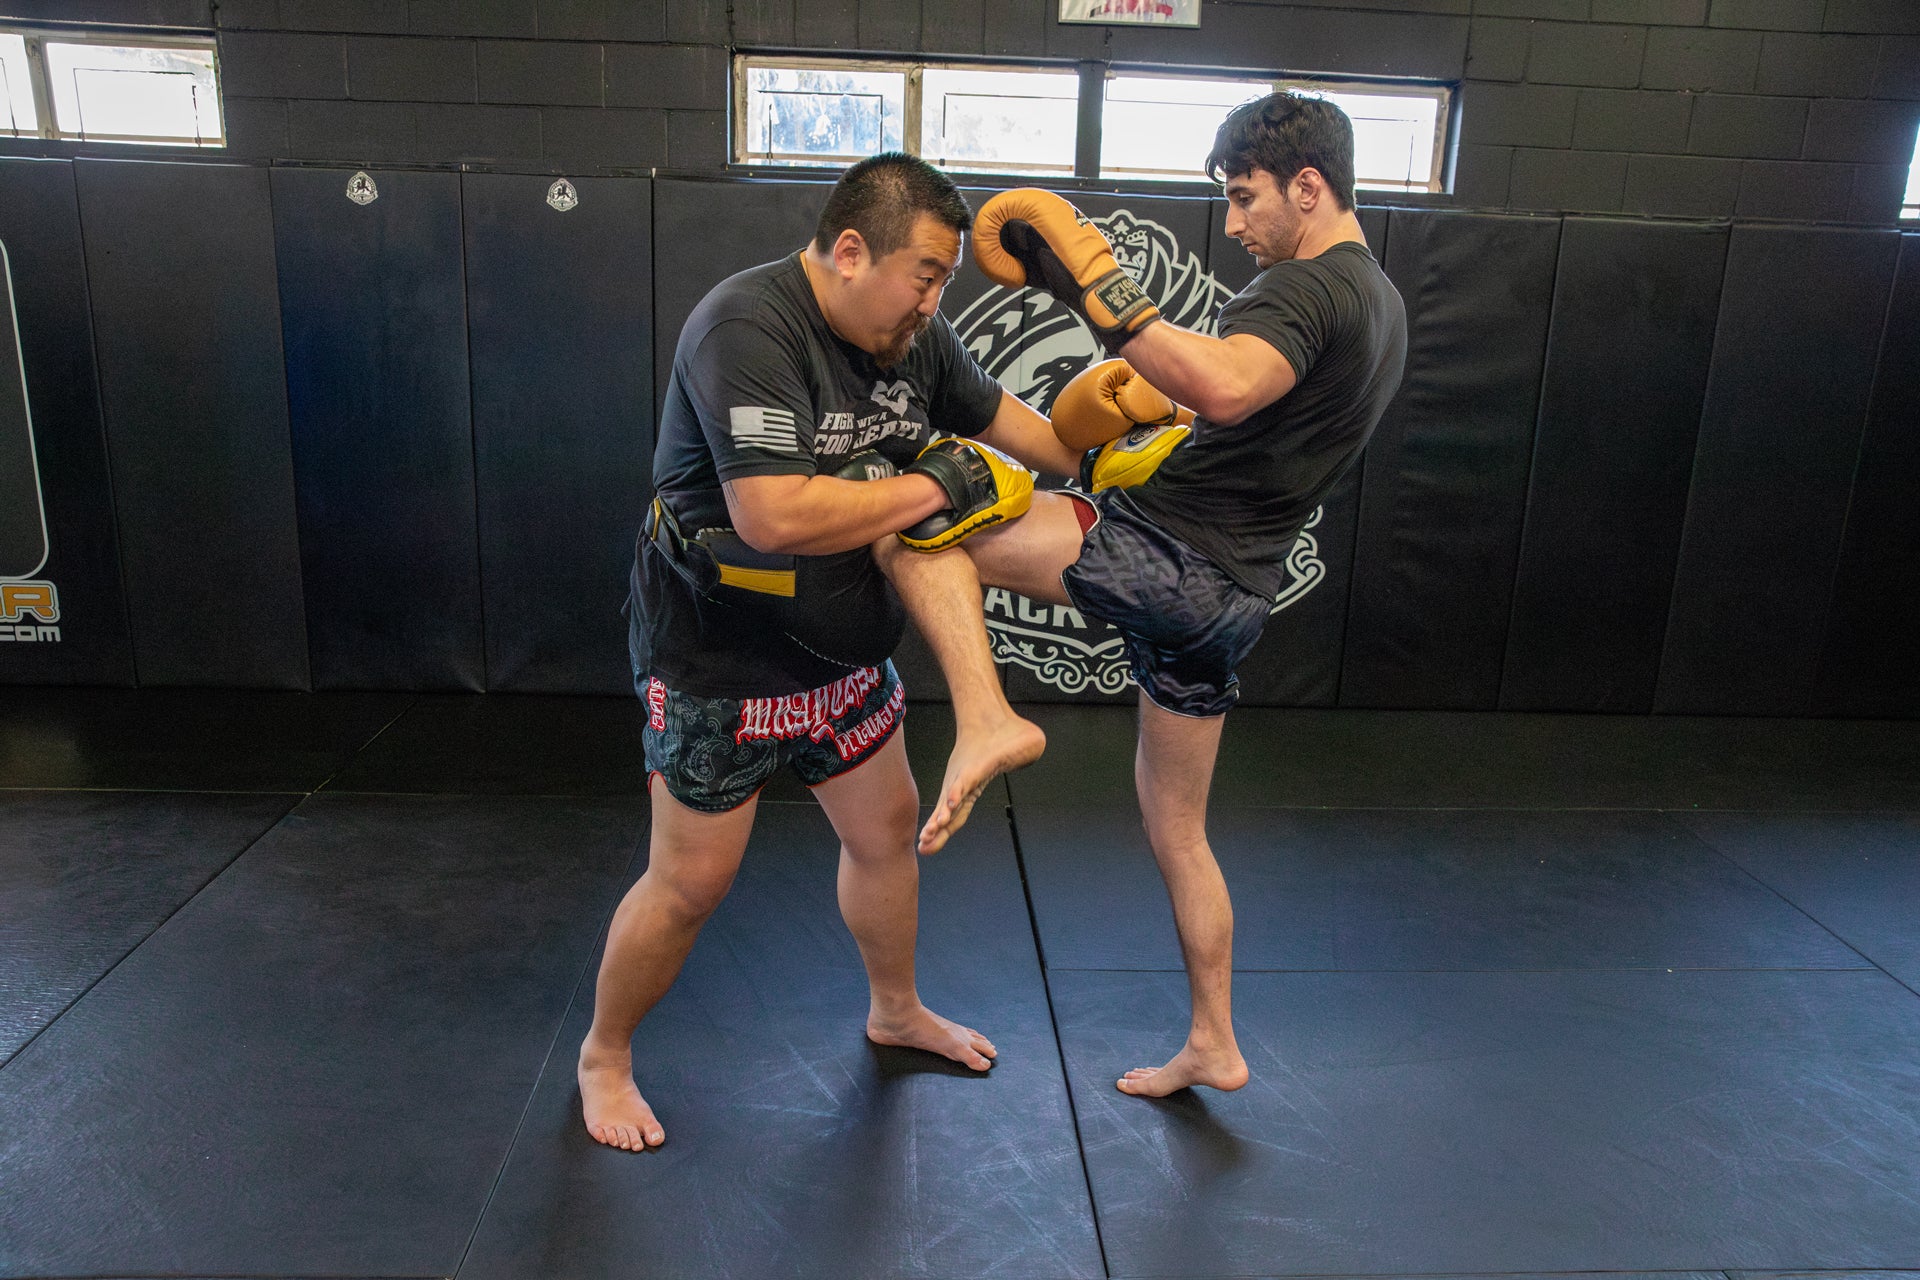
left=725, top=472, right=948, bottom=556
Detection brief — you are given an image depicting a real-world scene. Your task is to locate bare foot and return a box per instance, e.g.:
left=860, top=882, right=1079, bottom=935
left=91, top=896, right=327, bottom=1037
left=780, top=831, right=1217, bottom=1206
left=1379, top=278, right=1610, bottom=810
left=917, top=715, right=1046, bottom=854
left=579, top=1046, right=665, bottom=1150
left=867, top=1005, right=998, bottom=1071
left=1115, top=1043, right=1249, bottom=1097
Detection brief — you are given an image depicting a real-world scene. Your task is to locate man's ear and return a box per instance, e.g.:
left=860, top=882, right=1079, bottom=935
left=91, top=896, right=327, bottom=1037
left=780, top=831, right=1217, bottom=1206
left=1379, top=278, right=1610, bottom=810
left=831, top=228, right=868, bottom=278
left=1294, top=167, right=1326, bottom=211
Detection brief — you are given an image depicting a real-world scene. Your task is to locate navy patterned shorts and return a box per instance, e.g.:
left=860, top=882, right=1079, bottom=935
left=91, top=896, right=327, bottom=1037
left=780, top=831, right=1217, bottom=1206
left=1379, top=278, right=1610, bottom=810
left=638, top=661, right=906, bottom=812
left=1060, top=491, right=1271, bottom=718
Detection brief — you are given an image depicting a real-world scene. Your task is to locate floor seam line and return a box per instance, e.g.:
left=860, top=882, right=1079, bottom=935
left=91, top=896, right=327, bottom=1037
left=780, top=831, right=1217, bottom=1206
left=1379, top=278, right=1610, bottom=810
left=1007, top=797, right=1113, bottom=1280
left=448, top=821, right=647, bottom=1279
left=1677, top=815, right=1920, bottom=1004
left=0, top=790, right=302, bottom=1073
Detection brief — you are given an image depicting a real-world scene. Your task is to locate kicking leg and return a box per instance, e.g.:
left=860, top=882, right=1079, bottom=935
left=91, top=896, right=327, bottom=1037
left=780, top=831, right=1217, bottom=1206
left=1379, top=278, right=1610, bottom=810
left=877, top=491, right=1087, bottom=853
left=1117, top=693, right=1249, bottom=1097
left=578, top=777, right=756, bottom=1149
left=812, top=730, right=996, bottom=1069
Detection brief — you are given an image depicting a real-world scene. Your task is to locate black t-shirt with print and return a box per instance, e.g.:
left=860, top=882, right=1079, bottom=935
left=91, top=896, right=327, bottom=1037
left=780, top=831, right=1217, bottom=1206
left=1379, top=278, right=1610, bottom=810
left=638, top=252, right=1003, bottom=697
left=1124, top=240, right=1408, bottom=600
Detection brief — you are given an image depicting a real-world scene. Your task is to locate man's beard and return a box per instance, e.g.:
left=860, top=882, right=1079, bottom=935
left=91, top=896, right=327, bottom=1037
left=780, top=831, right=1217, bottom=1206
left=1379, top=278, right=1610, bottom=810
left=876, top=316, right=929, bottom=367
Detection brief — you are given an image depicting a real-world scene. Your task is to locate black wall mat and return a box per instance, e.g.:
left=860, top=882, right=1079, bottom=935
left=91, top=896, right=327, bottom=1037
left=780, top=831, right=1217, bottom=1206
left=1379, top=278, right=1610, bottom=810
left=1502, top=218, right=1727, bottom=713
left=1657, top=225, right=1901, bottom=717
left=462, top=174, right=653, bottom=694
left=0, top=160, right=133, bottom=687
left=75, top=159, right=307, bottom=689
left=273, top=167, right=483, bottom=691
left=1816, top=232, right=1920, bottom=718
left=1343, top=210, right=1562, bottom=709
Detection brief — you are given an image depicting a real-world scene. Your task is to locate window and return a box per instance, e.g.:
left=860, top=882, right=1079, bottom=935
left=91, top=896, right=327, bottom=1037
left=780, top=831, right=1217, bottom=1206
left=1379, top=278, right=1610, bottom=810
left=737, top=59, right=1081, bottom=174
left=0, top=26, right=222, bottom=146
left=1284, top=82, right=1446, bottom=194
left=738, top=61, right=904, bottom=167
left=921, top=66, right=1078, bottom=175
left=1, top=34, right=34, bottom=136
left=1102, top=73, right=1449, bottom=189
left=735, top=54, right=1454, bottom=194
left=1904, top=123, right=1919, bottom=221
left=1100, top=74, right=1260, bottom=180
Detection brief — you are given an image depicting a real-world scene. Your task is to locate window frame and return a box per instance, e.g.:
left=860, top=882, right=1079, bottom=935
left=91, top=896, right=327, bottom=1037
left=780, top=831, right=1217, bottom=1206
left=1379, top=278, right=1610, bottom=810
left=0, top=23, right=224, bottom=147
left=733, top=52, right=1458, bottom=196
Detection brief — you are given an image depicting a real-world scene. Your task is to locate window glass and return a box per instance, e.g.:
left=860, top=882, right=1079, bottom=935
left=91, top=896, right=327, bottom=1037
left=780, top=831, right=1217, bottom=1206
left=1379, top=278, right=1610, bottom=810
left=44, top=40, right=221, bottom=143
left=920, top=66, right=1078, bottom=175
left=0, top=34, right=33, bottom=136
left=741, top=64, right=904, bottom=166
left=1903, top=124, right=1919, bottom=221
left=1100, top=75, right=1266, bottom=180
left=1299, top=86, right=1444, bottom=192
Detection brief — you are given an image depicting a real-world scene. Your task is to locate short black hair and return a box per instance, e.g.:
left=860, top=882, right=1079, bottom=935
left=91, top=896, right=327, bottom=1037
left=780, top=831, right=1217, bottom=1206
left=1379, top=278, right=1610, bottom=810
left=1204, top=92, right=1357, bottom=212
left=813, top=152, right=973, bottom=258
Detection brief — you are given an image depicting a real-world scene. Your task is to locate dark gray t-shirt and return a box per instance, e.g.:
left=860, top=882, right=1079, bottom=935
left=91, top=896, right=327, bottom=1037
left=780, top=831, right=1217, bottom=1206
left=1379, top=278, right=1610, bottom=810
left=639, top=252, right=1003, bottom=696
left=1124, top=240, right=1407, bottom=599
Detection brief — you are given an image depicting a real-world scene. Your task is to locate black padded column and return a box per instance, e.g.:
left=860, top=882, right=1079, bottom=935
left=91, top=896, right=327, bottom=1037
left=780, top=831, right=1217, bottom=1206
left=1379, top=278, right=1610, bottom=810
left=1501, top=218, right=1726, bottom=713
left=1342, top=210, right=1561, bottom=710
left=1656, top=225, right=1900, bottom=716
left=75, top=159, right=307, bottom=689
left=463, top=174, right=653, bottom=694
left=1816, top=232, right=1920, bottom=719
left=0, top=161, right=133, bottom=686
left=273, top=167, right=483, bottom=691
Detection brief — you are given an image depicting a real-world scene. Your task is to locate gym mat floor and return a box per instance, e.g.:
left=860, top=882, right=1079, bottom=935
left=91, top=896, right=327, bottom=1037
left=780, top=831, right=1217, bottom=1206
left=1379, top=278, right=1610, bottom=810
left=3, top=689, right=1919, bottom=1280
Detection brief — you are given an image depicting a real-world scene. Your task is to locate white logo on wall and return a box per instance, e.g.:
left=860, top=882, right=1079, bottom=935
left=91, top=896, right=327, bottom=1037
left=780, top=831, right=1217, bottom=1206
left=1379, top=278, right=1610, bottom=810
left=950, top=208, right=1325, bottom=695
left=1, top=239, right=60, bottom=646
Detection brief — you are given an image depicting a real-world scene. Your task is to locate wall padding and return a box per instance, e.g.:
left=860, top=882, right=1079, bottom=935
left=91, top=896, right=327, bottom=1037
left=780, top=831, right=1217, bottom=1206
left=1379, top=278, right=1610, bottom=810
left=76, top=159, right=307, bottom=689
left=463, top=173, right=653, bottom=694
left=273, top=166, right=482, bottom=691
left=1501, top=218, right=1727, bottom=713
left=1656, top=225, right=1900, bottom=716
left=1342, top=210, right=1562, bottom=710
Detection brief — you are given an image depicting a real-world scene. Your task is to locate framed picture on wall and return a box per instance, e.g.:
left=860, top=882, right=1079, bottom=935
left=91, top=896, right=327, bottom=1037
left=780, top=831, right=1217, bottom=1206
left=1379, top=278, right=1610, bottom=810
left=1058, top=0, right=1201, bottom=27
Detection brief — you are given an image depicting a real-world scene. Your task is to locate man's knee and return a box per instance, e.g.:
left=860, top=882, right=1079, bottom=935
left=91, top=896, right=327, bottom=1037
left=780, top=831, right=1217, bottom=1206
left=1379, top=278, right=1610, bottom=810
left=648, top=863, right=739, bottom=922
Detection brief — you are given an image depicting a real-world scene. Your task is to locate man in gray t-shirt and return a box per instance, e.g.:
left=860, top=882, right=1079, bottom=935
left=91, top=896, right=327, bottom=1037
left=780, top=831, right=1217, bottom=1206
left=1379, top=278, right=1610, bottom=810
left=889, top=94, right=1407, bottom=1100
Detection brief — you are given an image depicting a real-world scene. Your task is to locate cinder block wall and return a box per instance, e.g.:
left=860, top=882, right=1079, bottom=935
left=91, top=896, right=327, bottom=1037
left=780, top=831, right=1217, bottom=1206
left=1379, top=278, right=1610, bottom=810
left=1, top=0, right=1916, bottom=217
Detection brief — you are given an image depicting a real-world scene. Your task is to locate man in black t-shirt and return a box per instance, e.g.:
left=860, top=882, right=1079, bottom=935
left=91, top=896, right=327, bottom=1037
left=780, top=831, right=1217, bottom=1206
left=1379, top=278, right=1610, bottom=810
left=579, top=154, right=1081, bottom=1151
left=889, top=95, right=1408, bottom=1098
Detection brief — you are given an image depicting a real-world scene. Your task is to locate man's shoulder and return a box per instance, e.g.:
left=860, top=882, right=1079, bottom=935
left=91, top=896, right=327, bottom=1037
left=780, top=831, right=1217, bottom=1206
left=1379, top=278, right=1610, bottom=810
left=687, top=254, right=812, bottom=336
